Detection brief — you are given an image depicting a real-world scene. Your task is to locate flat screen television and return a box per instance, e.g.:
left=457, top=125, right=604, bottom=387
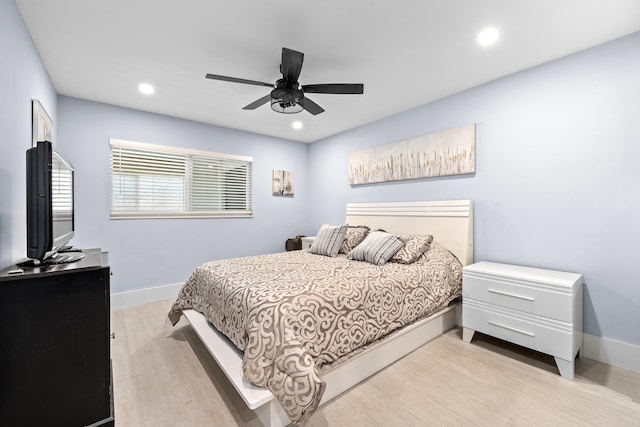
left=24, top=140, right=84, bottom=265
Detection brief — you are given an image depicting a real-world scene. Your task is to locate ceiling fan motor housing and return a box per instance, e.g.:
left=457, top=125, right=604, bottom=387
left=271, top=79, right=304, bottom=113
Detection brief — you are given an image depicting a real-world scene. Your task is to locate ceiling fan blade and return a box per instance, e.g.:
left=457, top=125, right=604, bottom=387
left=301, top=83, right=364, bottom=94
left=206, top=74, right=273, bottom=88
left=242, top=94, right=272, bottom=110
left=280, top=48, right=304, bottom=84
left=300, top=97, right=325, bottom=115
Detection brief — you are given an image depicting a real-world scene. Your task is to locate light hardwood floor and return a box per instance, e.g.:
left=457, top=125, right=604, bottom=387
left=111, top=300, right=640, bottom=426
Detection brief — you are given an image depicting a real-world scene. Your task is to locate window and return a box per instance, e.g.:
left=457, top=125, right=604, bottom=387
left=110, top=139, right=252, bottom=218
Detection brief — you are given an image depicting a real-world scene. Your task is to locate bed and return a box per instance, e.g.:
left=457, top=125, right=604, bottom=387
left=168, top=200, right=473, bottom=426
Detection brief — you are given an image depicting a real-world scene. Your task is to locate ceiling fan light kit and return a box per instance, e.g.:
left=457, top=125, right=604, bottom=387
left=270, top=82, right=304, bottom=114
left=206, top=47, right=364, bottom=115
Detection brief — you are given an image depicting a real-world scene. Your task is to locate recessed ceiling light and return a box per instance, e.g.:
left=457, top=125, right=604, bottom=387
left=477, top=27, right=499, bottom=46
left=138, top=83, right=155, bottom=95
left=292, top=121, right=303, bottom=130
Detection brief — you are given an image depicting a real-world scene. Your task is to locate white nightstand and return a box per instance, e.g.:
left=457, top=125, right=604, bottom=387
left=301, top=236, right=316, bottom=250
left=462, top=261, right=583, bottom=379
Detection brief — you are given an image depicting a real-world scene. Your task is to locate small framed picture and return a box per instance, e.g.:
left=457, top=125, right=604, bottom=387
left=272, top=170, right=294, bottom=196
left=32, top=99, right=53, bottom=146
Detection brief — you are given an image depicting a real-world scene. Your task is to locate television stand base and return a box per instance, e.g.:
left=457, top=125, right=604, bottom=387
left=45, top=252, right=85, bottom=265
left=16, top=251, right=86, bottom=267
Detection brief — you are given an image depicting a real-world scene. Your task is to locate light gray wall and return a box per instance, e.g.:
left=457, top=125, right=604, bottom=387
left=308, top=32, right=640, bottom=346
left=0, top=0, right=57, bottom=268
left=57, top=97, right=310, bottom=293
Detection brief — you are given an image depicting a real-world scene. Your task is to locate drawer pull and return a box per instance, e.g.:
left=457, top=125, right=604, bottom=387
left=488, top=288, right=534, bottom=301
left=488, top=321, right=535, bottom=337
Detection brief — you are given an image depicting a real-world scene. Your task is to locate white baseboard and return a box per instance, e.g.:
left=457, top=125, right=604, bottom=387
left=110, top=282, right=182, bottom=310
left=583, top=333, right=640, bottom=374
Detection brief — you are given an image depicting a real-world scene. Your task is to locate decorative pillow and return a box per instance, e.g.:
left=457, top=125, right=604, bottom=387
left=339, top=225, right=370, bottom=254
left=390, top=234, right=434, bottom=264
left=309, top=224, right=348, bottom=257
left=347, top=231, right=406, bottom=266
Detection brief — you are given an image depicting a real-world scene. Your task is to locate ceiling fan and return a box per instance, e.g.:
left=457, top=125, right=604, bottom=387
left=205, top=47, right=364, bottom=115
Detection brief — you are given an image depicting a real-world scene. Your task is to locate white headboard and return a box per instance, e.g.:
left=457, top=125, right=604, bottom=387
left=345, top=200, right=473, bottom=266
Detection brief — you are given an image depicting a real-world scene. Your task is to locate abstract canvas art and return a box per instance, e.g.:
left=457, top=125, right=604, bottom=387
left=348, top=124, right=475, bottom=185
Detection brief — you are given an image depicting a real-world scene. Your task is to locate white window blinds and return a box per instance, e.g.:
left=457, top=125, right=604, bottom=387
left=110, top=139, right=253, bottom=218
left=51, top=154, right=73, bottom=219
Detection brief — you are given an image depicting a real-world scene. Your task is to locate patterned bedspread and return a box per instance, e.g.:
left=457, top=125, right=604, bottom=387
left=168, top=242, right=462, bottom=424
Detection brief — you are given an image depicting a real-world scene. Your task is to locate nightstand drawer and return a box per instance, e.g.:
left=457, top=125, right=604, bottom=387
left=463, top=272, right=573, bottom=321
left=463, top=301, right=574, bottom=360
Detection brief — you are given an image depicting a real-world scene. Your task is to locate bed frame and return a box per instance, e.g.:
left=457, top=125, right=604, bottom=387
left=183, top=200, right=473, bottom=426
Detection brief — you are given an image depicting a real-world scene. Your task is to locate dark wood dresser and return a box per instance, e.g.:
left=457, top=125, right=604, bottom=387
left=0, top=249, right=114, bottom=426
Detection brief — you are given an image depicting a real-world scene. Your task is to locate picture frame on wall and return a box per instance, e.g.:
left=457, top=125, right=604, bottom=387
left=272, top=170, right=294, bottom=196
left=32, top=99, right=53, bottom=147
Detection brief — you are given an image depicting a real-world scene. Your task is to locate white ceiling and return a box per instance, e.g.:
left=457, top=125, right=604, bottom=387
left=16, top=0, right=640, bottom=143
